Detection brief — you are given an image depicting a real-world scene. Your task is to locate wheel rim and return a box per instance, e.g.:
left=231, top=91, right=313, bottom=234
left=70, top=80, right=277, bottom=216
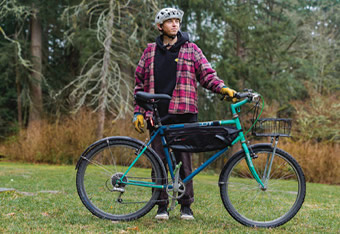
left=78, top=142, right=161, bottom=218
left=225, top=150, right=302, bottom=225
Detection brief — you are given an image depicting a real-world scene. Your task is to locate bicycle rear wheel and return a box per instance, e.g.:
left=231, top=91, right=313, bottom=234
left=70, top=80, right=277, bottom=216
left=219, top=144, right=306, bottom=228
left=76, top=137, right=165, bottom=221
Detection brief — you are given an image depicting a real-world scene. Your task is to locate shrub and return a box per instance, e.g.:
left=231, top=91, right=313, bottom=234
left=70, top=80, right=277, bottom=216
left=280, top=139, right=339, bottom=185
left=0, top=109, right=147, bottom=164
left=292, top=92, right=339, bottom=143
left=0, top=105, right=338, bottom=185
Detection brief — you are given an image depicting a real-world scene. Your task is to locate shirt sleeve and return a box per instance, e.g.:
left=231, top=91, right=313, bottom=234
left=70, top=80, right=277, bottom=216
left=193, top=44, right=225, bottom=93
left=133, top=48, right=147, bottom=114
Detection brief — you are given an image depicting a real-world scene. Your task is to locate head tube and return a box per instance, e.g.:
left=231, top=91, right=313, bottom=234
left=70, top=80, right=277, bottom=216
left=230, top=98, right=250, bottom=115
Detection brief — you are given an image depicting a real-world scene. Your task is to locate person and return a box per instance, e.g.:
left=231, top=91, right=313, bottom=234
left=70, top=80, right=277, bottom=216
left=132, top=7, right=237, bottom=220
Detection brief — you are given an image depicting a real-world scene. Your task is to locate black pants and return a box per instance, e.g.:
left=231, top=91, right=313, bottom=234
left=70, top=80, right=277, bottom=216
left=149, top=114, right=197, bottom=207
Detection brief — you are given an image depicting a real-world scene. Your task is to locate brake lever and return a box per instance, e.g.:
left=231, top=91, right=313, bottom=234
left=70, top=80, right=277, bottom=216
left=234, top=92, right=242, bottom=99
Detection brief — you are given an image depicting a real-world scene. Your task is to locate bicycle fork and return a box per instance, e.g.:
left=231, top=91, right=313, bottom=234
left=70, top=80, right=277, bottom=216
left=262, top=136, right=279, bottom=189
left=243, top=143, right=267, bottom=189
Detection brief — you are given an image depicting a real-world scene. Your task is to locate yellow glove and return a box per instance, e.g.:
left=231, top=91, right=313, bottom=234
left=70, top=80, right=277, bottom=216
left=133, top=113, right=144, bottom=133
left=220, top=87, right=237, bottom=102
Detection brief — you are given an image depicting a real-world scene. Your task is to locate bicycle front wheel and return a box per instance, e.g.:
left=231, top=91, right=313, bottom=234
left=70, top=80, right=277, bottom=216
left=219, top=144, right=306, bottom=228
left=76, top=137, right=165, bottom=221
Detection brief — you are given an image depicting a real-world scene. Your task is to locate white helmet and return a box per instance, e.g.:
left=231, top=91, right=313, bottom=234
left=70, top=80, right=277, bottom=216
left=155, top=8, right=184, bottom=25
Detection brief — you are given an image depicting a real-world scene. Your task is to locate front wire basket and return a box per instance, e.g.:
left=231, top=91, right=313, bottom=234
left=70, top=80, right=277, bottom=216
left=252, top=118, right=292, bottom=137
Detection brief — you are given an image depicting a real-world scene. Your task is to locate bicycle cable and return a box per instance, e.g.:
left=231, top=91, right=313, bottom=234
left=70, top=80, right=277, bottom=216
left=238, top=95, right=265, bottom=136
left=245, top=95, right=264, bottom=135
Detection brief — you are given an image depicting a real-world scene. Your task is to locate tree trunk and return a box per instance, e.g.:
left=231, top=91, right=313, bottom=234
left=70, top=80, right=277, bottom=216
left=96, top=0, right=114, bottom=139
left=14, top=29, right=22, bottom=128
left=28, top=8, right=43, bottom=131
left=119, top=64, right=134, bottom=117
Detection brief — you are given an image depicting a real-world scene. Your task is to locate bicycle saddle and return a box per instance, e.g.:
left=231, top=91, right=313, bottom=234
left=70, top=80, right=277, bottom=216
left=134, top=91, right=171, bottom=111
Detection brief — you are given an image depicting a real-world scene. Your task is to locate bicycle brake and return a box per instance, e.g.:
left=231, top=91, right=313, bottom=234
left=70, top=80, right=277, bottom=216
left=248, top=143, right=258, bottom=159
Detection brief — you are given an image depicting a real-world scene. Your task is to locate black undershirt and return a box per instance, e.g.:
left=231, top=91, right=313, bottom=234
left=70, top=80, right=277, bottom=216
left=154, top=32, right=197, bottom=123
left=154, top=46, right=178, bottom=117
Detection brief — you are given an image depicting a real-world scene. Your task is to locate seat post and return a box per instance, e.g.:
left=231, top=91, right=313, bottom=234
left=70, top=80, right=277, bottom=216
left=152, top=103, right=162, bottom=127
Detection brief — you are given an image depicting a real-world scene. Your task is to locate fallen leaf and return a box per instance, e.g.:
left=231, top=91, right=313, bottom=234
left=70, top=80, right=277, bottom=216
left=6, top=213, right=15, bottom=216
left=41, top=212, right=50, bottom=217
left=127, top=226, right=139, bottom=231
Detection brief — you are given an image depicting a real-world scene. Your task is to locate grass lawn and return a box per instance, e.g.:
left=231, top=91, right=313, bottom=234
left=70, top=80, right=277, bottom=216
left=0, top=161, right=339, bottom=233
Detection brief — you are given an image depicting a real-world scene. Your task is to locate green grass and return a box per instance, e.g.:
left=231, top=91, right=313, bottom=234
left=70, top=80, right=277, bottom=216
left=0, top=161, right=339, bottom=233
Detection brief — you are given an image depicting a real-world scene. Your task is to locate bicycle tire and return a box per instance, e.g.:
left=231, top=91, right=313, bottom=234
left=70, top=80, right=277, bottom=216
left=76, top=136, right=166, bottom=221
left=219, top=144, right=306, bottom=228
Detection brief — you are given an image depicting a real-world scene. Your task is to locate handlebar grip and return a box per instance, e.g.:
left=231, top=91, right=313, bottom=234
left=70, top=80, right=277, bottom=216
left=220, top=93, right=246, bottom=101
left=220, top=91, right=256, bottom=101
left=234, top=92, right=249, bottom=99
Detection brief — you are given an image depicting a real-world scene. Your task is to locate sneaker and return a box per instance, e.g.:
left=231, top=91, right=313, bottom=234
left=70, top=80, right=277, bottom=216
left=180, top=206, right=194, bottom=220
left=155, top=206, right=169, bottom=220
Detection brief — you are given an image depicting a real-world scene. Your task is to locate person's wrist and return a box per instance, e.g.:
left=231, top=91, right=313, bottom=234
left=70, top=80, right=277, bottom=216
left=133, top=113, right=142, bottom=122
left=134, top=112, right=142, bottom=117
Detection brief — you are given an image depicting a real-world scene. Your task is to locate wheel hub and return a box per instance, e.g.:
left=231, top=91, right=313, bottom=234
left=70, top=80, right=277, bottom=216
left=109, top=173, right=127, bottom=192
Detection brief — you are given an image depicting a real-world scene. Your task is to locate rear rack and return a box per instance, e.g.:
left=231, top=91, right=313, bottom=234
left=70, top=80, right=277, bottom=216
left=252, top=118, right=292, bottom=137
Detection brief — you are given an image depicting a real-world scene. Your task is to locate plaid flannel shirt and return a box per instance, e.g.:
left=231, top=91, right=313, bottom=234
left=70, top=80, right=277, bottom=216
left=134, top=41, right=225, bottom=118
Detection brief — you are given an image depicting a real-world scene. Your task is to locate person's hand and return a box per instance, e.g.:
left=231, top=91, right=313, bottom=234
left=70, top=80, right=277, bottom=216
left=220, top=87, right=237, bottom=102
left=133, top=113, right=144, bottom=133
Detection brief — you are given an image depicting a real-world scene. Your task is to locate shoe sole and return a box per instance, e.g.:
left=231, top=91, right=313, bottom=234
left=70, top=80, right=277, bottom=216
left=180, top=215, right=194, bottom=220
left=155, top=214, right=169, bottom=220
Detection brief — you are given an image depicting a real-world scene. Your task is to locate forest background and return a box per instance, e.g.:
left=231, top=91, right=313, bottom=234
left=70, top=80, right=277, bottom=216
left=0, top=0, right=339, bottom=184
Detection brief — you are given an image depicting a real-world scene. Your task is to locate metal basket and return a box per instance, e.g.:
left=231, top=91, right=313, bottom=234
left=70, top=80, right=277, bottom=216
left=252, top=118, right=292, bottom=137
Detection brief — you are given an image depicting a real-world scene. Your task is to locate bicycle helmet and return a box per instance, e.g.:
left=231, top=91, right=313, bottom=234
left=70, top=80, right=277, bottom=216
left=155, top=8, right=184, bottom=25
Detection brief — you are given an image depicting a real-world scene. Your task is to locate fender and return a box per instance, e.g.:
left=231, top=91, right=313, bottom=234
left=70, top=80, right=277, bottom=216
left=218, top=143, right=273, bottom=185
left=75, top=136, right=167, bottom=180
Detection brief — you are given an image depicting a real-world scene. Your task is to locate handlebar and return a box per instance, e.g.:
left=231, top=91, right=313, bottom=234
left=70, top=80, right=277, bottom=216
left=221, top=89, right=261, bottom=102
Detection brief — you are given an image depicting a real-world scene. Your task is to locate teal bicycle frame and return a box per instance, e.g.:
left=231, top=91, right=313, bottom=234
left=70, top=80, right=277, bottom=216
left=121, top=98, right=265, bottom=189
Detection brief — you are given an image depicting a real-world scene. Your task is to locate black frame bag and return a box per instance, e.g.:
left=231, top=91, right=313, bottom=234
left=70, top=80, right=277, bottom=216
left=165, top=125, right=240, bottom=153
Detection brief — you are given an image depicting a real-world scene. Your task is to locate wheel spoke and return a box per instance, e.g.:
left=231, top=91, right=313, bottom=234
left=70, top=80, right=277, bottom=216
left=81, top=156, right=114, bottom=176
left=76, top=138, right=164, bottom=221
left=220, top=147, right=305, bottom=228
left=106, top=138, right=118, bottom=173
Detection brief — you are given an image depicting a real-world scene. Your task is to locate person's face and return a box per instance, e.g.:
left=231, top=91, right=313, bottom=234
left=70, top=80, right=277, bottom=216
left=158, top=18, right=180, bottom=37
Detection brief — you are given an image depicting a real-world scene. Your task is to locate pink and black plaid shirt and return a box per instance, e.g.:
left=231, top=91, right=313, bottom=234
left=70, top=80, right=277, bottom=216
left=134, top=42, right=225, bottom=118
